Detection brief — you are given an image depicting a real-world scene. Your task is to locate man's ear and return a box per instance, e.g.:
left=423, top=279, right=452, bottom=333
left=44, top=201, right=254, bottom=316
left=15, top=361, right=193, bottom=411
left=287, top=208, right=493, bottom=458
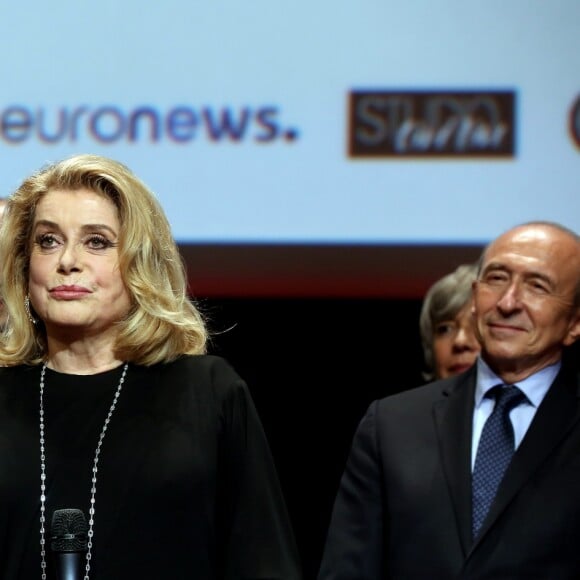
left=564, top=308, right=580, bottom=346
left=471, top=281, right=478, bottom=316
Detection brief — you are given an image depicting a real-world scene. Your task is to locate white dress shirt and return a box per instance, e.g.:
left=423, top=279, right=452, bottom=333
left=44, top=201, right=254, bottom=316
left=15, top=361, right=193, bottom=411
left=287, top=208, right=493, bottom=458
left=471, top=356, right=561, bottom=470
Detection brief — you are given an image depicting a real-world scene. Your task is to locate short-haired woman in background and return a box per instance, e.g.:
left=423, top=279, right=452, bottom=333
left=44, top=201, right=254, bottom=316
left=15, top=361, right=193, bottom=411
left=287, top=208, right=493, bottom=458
left=419, top=263, right=480, bottom=381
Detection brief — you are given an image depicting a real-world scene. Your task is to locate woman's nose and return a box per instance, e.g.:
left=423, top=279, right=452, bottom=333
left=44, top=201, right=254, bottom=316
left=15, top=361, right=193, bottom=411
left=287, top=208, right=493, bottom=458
left=57, top=244, right=81, bottom=273
left=453, top=325, right=479, bottom=351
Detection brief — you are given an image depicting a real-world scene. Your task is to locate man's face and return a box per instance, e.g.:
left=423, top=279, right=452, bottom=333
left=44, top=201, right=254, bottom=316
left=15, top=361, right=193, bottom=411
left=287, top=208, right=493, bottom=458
left=472, top=224, right=580, bottom=381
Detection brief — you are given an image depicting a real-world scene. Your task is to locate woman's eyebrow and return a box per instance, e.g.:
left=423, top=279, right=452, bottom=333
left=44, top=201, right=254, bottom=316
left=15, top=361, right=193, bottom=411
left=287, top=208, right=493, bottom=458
left=32, top=220, right=118, bottom=237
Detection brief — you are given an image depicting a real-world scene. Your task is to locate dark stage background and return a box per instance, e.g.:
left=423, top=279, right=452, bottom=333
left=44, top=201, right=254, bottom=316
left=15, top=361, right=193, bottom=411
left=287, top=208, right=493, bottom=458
left=201, top=297, right=426, bottom=579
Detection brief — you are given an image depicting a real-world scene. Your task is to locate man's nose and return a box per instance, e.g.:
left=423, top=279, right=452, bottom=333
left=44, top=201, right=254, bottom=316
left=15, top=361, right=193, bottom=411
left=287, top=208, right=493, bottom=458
left=496, top=281, right=522, bottom=313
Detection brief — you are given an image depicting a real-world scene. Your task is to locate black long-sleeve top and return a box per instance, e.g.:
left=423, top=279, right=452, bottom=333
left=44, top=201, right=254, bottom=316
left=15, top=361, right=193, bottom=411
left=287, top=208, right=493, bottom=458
left=0, top=355, right=301, bottom=579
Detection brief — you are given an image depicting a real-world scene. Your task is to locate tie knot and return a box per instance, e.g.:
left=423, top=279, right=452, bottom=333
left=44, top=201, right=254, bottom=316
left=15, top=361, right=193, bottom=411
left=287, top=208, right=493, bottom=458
left=488, top=384, right=527, bottom=413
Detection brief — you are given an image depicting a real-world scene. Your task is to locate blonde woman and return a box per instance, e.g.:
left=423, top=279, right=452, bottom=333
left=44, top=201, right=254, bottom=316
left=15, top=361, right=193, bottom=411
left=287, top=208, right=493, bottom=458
left=0, top=154, right=301, bottom=579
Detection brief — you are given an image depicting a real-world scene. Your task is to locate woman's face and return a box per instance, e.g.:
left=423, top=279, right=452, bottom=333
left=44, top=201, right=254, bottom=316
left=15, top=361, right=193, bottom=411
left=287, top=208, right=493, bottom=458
left=433, top=302, right=481, bottom=379
left=28, top=188, right=132, bottom=340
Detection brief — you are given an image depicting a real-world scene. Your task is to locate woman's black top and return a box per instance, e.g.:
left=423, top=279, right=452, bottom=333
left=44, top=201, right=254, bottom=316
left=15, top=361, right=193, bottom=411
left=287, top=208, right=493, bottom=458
left=0, top=355, right=301, bottom=579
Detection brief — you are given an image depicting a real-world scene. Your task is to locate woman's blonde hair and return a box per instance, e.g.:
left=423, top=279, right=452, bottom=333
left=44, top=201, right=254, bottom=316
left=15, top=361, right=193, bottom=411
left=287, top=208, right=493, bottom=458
left=0, top=153, right=207, bottom=366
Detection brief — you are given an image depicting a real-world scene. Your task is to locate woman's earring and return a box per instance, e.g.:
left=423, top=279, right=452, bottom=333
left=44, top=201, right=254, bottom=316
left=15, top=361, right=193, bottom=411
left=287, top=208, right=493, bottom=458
left=24, top=295, right=37, bottom=325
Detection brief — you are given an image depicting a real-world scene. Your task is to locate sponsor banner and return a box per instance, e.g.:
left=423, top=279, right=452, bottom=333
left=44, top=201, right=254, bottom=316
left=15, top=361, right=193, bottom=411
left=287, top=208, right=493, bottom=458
left=348, top=90, right=515, bottom=158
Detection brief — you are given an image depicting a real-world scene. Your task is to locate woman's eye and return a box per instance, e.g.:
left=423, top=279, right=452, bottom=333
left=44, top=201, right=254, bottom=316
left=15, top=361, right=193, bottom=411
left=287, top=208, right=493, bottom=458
left=435, top=322, right=455, bottom=336
left=86, top=235, right=113, bottom=249
left=36, top=234, right=59, bottom=249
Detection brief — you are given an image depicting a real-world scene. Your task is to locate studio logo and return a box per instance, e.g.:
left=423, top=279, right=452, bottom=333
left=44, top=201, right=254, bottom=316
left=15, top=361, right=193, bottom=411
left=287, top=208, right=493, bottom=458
left=570, top=94, right=580, bottom=150
left=348, top=90, right=515, bottom=158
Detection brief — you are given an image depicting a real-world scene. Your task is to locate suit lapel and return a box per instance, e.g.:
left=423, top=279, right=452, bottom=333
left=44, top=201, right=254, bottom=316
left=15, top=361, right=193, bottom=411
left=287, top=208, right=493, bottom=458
left=470, top=365, right=580, bottom=547
left=433, top=368, right=477, bottom=556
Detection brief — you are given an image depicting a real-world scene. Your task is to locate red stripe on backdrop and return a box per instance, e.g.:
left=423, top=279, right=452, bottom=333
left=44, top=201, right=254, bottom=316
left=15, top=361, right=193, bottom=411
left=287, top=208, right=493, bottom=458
left=181, top=244, right=484, bottom=299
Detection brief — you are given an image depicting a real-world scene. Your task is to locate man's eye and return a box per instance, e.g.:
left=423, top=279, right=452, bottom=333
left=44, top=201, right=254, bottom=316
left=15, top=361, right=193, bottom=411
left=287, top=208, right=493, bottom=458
left=484, top=273, right=507, bottom=284
left=528, top=280, right=549, bottom=294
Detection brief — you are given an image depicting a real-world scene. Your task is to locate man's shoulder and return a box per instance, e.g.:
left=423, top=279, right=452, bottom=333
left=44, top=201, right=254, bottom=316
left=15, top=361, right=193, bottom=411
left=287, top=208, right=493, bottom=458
left=374, top=368, right=475, bottom=413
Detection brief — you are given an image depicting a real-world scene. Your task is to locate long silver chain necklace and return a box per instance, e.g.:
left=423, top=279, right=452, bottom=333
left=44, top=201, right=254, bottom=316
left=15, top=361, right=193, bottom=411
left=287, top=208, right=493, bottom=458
left=39, top=362, right=128, bottom=580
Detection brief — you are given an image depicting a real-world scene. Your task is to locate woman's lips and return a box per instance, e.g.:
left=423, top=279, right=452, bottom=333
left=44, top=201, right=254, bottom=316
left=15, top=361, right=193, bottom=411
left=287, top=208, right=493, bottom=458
left=448, top=363, right=474, bottom=374
left=49, top=286, right=91, bottom=299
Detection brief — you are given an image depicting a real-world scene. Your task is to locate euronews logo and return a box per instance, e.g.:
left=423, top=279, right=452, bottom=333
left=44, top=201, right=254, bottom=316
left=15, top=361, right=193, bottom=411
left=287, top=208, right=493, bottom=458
left=0, top=104, right=300, bottom=144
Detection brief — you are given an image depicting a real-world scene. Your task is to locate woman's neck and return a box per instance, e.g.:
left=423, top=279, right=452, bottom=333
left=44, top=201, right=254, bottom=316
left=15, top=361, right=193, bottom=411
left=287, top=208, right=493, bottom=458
left=46, top=344, right=123, bottom=375
left=45, top=333, right=123, bottom=375
left=45, top=354, right=124, bottom=375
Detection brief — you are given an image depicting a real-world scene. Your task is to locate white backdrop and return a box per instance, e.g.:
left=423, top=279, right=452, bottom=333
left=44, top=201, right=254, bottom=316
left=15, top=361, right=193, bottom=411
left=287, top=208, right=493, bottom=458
left=1, top=0, right=579, bottom=246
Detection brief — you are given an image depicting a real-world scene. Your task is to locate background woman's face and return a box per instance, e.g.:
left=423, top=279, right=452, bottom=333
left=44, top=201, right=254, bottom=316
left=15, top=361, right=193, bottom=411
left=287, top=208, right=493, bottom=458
left=28, top=188, right=131, bottom=339
left=433, top=302, right=480, bottom=379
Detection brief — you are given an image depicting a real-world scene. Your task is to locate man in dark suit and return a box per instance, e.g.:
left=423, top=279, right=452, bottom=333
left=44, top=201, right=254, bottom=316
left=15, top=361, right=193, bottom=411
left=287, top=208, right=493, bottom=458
left=318, top=221, right=580, bottom=579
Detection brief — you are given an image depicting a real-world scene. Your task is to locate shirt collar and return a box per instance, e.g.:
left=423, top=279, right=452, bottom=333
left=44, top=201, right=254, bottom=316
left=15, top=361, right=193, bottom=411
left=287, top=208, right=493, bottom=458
left=474, top=356, right=561, bottom=409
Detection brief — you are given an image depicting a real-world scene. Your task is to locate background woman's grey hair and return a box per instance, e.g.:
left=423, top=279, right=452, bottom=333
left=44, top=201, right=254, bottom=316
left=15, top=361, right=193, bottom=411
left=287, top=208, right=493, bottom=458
left=419, top=263, right=479, bottom=381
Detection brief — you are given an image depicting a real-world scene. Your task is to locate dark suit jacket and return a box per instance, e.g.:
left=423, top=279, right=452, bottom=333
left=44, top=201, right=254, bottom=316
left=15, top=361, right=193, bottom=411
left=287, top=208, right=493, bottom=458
left=318, top=364, right=580, bottom=579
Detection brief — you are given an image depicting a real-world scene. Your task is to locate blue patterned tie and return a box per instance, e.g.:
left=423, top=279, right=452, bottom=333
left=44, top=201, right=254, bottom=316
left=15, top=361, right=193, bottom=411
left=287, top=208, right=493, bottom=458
left=472, top=385, right=527, bottom=539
